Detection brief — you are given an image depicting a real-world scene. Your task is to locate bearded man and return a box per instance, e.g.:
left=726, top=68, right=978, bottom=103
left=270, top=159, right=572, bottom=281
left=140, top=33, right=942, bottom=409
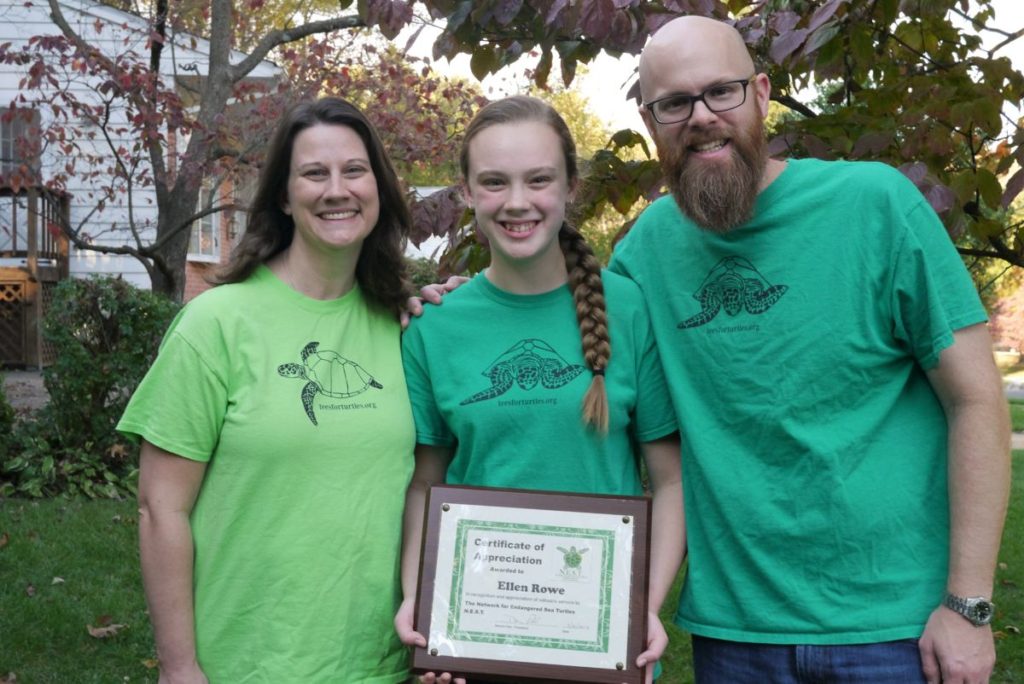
left=609, top=15, right=1010, bottom=684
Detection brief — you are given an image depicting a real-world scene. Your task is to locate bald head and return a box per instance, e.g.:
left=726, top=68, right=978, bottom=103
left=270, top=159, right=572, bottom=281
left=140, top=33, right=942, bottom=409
left=639, top=16, right=755, bottom=104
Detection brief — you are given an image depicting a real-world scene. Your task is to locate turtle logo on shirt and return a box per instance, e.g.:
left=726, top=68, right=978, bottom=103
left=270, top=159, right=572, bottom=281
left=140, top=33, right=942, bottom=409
left=678, top=256, right=788, bottom=329
left=460, top=338, right=585, bottom=405
left=278, top=341, right=383, bottom=425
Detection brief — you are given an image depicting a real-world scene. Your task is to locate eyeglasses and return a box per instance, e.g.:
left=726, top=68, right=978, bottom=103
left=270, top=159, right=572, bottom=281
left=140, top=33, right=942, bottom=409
left=644, top=77, right=754, bottom=124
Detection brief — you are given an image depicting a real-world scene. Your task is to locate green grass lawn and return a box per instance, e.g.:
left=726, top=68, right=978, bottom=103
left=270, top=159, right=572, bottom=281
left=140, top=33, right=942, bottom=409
left=2, top=453, right=1022, bottom=683
left=1010, top=399, right=1024, bottom=432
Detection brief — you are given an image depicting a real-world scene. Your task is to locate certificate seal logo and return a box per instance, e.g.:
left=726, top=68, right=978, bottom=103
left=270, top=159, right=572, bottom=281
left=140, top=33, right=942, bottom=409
left=556, top=545, right=588, bottom=579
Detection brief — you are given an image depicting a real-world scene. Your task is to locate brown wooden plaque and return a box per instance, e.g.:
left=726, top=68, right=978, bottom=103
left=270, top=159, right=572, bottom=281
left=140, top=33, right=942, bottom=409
left=412, top=484, right=652, bottom=683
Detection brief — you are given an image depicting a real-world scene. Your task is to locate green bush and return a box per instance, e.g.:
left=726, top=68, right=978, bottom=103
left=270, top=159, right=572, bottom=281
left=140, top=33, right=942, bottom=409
left=407, top=256, right=441, bottom=289
left=0, top=373, right=14, bottom=458
left=0, top=277, right=179, bottom=498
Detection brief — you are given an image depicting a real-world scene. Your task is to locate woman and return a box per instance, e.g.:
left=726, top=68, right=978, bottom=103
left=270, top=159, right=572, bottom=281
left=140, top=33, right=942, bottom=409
left=118, top=98, right=415, bottom=683
left=394, top=96, right=685, bottom=684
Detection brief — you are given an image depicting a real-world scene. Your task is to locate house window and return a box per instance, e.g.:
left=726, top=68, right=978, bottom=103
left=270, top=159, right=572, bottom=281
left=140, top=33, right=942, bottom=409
left=188, top=186, right=220, bottom=262
left=228, top=174, right=256, bottom=249
left=0, top=108, right=40, bottom=178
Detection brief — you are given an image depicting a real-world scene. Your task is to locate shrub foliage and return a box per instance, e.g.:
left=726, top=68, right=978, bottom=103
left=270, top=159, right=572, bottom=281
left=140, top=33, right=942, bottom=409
left=1, top=277, right=179, bottom=498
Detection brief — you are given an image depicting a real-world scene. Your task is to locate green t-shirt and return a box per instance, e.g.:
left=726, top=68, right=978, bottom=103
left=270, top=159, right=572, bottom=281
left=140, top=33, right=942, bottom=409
left=610, top=158, right=987, bottom=644
left=402, top=271, right=676, bottom=494
left=118, top=265, right=414, bottom=683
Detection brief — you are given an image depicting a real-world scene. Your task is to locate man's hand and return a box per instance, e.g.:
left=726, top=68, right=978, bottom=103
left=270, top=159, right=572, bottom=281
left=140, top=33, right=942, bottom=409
left=919, top=605, right=995, bottom=684
left=401, top=276, right=470, bottom=329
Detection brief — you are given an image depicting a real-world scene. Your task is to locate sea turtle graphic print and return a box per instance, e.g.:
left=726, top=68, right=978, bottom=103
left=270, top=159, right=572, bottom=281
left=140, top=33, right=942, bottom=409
left=460, top=338, right=585, bottom=405
left=679, top=256, right=788, bottom=329
left=557, top=545, right=588, bottom=579
left=278, top=341, right=383, bottom=425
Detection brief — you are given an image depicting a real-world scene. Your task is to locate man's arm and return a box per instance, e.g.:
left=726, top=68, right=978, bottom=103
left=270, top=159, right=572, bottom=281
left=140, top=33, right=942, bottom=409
left=919, top=322, right=1011, bottom=684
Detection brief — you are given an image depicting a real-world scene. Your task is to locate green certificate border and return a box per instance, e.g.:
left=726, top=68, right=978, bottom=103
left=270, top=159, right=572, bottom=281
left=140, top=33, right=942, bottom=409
left=447, top=518, right=616, bottom=651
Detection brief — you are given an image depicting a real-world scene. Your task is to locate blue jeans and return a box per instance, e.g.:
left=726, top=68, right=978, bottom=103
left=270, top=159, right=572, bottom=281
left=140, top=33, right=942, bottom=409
left=692, top=635, right=927, bottom=683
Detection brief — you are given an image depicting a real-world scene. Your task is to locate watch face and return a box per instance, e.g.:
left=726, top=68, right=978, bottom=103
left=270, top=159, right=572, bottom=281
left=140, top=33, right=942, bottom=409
left=973, top=601, right=994, bottom=623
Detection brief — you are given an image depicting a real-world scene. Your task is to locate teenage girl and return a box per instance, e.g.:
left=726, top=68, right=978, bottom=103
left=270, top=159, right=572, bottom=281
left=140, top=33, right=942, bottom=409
left=395, top=96, right=685, bottom=684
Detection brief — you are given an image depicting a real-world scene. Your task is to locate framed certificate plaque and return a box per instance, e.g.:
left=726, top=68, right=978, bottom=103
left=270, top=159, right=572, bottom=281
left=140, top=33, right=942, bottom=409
left=412, top=484, right=652, bottom=683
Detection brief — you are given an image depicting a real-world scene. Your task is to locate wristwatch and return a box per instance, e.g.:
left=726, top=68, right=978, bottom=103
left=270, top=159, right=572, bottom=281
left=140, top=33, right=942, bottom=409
left=943, top=592, right=995, bottom=626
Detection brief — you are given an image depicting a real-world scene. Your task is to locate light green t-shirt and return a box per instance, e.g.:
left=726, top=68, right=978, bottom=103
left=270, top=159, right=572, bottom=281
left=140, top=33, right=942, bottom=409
left=118, top=265, right=414, bottom=683
left=402, top=270, right=676, bottom=494
left=611, top=158, right=987, bottom=644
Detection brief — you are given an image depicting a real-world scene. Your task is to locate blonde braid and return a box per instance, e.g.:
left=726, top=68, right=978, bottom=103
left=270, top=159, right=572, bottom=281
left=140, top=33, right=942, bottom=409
left=560, top=224, right=611, bottom=433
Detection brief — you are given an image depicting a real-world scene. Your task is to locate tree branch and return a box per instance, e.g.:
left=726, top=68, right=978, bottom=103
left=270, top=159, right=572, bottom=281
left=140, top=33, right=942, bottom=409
left=230, top=14, right=366, bottom=82
left=773, top=94, right=817, bottom=118
left=47, top=0, right=116, bottom=73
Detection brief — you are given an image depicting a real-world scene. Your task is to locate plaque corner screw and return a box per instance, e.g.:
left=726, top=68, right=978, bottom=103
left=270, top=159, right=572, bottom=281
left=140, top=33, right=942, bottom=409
left=430, top=648, right=438, bottom=656
left=442, top=503, right=450, bottom=512
left=622, top=515, right=631, bottom=524
left=616, top=661, right=625, bottom=670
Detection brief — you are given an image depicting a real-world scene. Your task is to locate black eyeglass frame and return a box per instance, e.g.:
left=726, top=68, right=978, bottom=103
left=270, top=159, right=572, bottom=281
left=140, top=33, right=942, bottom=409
left=643, top=76, right=755, bottom=125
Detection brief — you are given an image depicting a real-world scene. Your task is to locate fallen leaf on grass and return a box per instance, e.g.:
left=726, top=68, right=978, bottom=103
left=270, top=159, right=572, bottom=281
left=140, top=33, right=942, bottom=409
left=994, top=630, right=1007, bottom=639
left=0, top=532, right=8, bottom=549
left=1001, top=578, right=1018, bottom=588
left=51, top=576, right=64, bottom=585
left=87, top=623, right=126, bottom=639
left=141, top=659, right=159, bottom=669
left=24, top=584, right=35, bottom=597
left=999, top=561, right=1008, bottom=571
left=106, top=443, right=129, bottom=461
left=1007, top=625, right=1021, bottom=635
left=1, top=672, right=17, bottom=683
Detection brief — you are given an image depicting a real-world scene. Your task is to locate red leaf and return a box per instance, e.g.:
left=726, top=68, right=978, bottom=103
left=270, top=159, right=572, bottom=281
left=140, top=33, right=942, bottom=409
left=492, top=0, right=524, bottom=26
left=807, top=0, right=842, bottom=33
left=925, top=184, right=957, bottom=214
left=1002, top=167, right=1024, bottom=209
left=580, top=0, right=616, bottom=38
left=543, top=0, right=569, bottom=25
left=898, top=162, right=928, bottom=186
left=769, top=28, right=809, bottom=64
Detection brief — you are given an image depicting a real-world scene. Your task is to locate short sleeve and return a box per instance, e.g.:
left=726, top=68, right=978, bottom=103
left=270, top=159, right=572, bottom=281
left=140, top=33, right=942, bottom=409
left=630, top=297, right=678, bottom=442
left=890, top=196, right=987, bottom=370
left=116, top=327, right=229, bottom=462
left=401, top=321, right=455, bottom=447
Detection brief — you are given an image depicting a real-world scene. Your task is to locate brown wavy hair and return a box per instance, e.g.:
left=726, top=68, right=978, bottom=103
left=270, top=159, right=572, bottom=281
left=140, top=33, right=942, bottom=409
left=215, top=97, right=411, bottom=317
left=460, top=95, right=611, bottom=432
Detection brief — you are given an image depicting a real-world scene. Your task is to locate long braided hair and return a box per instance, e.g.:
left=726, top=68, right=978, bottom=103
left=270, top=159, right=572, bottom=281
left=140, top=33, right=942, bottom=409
left=460, top=96, right=611, bottom=432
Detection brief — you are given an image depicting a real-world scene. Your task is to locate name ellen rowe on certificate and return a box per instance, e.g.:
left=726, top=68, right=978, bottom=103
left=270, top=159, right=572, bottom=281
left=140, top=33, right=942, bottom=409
left=428, top=503, right=635, bottom=670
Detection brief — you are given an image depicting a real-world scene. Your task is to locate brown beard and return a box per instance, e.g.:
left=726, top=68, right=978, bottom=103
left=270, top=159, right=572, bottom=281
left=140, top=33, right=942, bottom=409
left=659, top=118, right=768, bottom=233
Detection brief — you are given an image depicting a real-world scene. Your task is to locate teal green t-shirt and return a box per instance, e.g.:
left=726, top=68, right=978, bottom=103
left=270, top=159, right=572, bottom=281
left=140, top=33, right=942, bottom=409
left=610, top=158, right=987, bottom=644
left=402, top=270, right=676, bottom=494
left=118, top=266, right=414, bottom=683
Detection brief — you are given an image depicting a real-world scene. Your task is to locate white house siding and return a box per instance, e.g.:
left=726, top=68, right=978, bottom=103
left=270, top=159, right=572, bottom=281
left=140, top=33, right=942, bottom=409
left=0, top=0, right=279, bottom=288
